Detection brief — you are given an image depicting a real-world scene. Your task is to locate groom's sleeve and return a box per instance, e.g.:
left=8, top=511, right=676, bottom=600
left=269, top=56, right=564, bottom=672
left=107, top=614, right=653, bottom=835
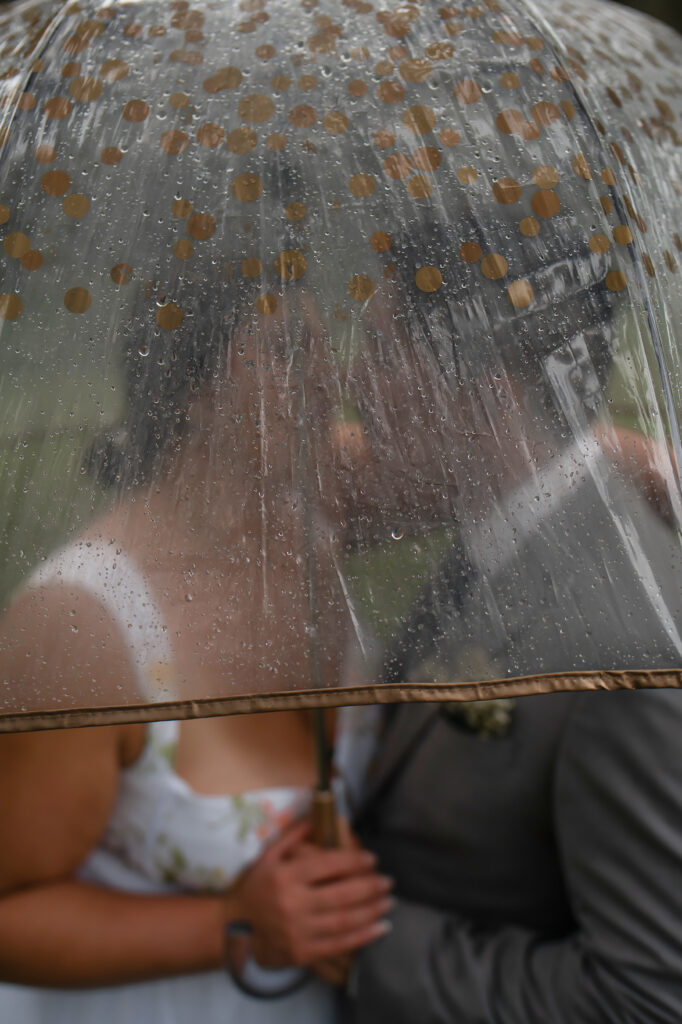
left=348, top=689, right=682, bottom=1024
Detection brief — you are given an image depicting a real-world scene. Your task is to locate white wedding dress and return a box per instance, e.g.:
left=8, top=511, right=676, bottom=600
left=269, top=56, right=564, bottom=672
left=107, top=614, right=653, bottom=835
left=0, top=540, right=381, bottom=1024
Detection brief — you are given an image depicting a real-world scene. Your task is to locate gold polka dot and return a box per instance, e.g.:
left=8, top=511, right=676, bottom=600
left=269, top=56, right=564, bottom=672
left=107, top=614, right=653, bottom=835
left=460, top=241, right=482, bottom=262
left=45, top=97, right=72, bottom=119
left=122, top=99, right=150, bottom=122
left=374, top=129, right=395, bottom=148
left=323, top=111, right=349, bottom=134
left=298, top=74, right=317, bottom=91
left=415, top=266, right=442, bottom=292
left=426, top=41, right=454, bottom=60
left=286, top=202, right=306, bottom=221
left=41, top=169, right=71, bottom=195
left=371, top=231, right=392, bottom=253
left=377, top=80, right=405, bottom=104
left=454, top=79, right=481, bottom=104
left=457, top=166, right=478, bottom=184
left=272, top=74, right=291, bottom=91
left=507, top=280, right=534, bottom=308
left=289, top=104, right=317, bottom=127
left=348, top=80, right=368, bottom=97
left=4, top=232, right=30, bottom=258
left=233, top=173, right=263, bottom=202
left=601, top=167, right=616, bottom=186
left=613, top=225, right=633, bottom=245
left=589, top=233, right=610, bottom=254
left=349, top=173, right=375, bottom=197
left=402, top=105, right=436, bottom=135
left=35, top=144, right=56, bottom=164
left=64, top=286, right=91, bottom=313
left=0, top=204, right=9, bottom=225
left=161, top=129, right=189, bottom=154
left=481, top=253, right=508, bottom=279
left=239, top=94, right=275, bottom=123
left=157, top=302, right=183, bottom=329
left=241, top=256, right=262, bottom=277
left=256, top=293, right=277, bottom=315
left=18, top=93, right=36, bottom=111
left=69, top=75, right=103, bottom=101
left=256, top=44, right=276, bottom=60
left=600, top=196, right=613, bottom=215
left=348, top=274, right=375, bottom=301
left=664, top=251, right=677, bottom=273
left=572, top=153, right=591, bottom=180
left=531, top=101, right=560, bottom=126
left=384, top=153, right=413, bottom=179
left=533, top=165, right=558, bottom=189
left=439, top=128, right=460, bottom=146
left=605, top=270, right=627, bottom=292
left=519, top=217, right=540, bottom=237
left=407, top=175, right=433, bottom=198
left=187, top=213, right=216, bottom=240
left=561, top=100, right=575, bottom=120
left=61, top=61, right=81, bottom=77
left=197, top=122, right=224, bottom=147
left=413, top=146, right=441, bottom=172
left=101, top=58, right=128, bottom=82
left=172, top=199, right=192, bottom=218
left=101, top=146, right=123, bottom=164
left=170, top=93, right=189, bottom=109
left=111, top=263, right=133, bottom=284
left=500, top=72, right=520, bottom=88
left=496, top=108, right=525, bottom=135
left=266, top=133, right=287, bottom=151
left=399, top=58, right=432, bottom=83
left=63, top=193, right=90, bottom=217
left=172, top=240, right=193, bottom=259
left=493, top=178, right=521, bottom=204
left=227, top=126, right=258, bottom=154
left=642, top=253, right=655, bottom=277
left=374, top=59, right=394, bottom=77
left=0, top=293, right=22, bottom=321
left=203, top=66, right=242, bottom=92
left=21, top=250, right=42, bottom=270
left=274, top=249, right=306, bottom=281
left=531, top=190, right=560, bottom=218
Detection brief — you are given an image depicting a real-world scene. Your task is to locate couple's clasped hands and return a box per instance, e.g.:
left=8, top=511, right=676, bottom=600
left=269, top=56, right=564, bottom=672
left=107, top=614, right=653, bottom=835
left=224, top=819, right=394, bottom=987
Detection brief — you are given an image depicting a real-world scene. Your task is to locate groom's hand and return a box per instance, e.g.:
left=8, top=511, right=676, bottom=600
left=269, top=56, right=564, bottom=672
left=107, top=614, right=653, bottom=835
left=230, top=820, right=393, bottom=969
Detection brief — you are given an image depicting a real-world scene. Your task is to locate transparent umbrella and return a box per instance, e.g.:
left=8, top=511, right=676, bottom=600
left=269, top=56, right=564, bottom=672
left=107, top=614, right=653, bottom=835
left=0, top=0, right=680, bottom=772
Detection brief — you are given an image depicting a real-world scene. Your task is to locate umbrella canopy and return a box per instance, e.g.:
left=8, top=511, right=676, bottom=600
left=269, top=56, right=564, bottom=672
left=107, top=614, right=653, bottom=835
left=0, top=0, right=680, bottom=732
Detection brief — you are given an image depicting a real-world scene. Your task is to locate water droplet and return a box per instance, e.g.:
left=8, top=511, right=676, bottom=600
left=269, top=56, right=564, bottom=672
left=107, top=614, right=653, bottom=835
left=390, top=527, right=404, bottom=541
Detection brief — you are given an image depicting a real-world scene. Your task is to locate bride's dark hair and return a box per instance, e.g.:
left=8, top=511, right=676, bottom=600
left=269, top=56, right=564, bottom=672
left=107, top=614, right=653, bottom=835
left=85, top=271, right=258, bottom=490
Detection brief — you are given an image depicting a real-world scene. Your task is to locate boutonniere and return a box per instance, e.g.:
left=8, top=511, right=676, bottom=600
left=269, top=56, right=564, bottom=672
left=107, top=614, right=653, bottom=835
left=441, top=698, right=517, bottom=739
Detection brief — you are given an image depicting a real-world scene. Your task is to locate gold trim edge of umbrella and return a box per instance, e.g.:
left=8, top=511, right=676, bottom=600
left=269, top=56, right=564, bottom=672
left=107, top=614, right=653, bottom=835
left=1, top=667, right=680, bottom=733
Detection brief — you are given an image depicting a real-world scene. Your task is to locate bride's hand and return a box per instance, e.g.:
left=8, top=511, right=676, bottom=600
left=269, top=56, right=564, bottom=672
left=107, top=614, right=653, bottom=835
left=225, top=820, right=393, bottom=969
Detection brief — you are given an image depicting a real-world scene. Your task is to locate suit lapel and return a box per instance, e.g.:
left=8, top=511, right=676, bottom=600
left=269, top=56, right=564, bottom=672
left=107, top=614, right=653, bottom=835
left=359, top=702, right=440, bottom=813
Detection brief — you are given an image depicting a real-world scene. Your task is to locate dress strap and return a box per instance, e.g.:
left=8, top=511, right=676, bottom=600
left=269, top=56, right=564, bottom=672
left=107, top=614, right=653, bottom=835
left=28, top=539, right=178, bottom=702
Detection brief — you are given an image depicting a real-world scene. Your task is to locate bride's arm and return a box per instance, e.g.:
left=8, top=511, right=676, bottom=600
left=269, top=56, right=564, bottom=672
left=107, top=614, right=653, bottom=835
left=0, top=592, right=390, bottom=988
left=0, top=722, right=234, bottom=987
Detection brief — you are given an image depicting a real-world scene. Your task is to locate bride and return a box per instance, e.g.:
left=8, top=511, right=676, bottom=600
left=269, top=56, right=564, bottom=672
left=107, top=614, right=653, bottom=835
left=0, top=286, right=391, bottom=1021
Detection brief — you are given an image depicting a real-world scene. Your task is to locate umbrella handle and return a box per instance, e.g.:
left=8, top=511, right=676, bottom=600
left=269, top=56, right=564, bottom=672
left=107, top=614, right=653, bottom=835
left=311, top=788, right=339, bottom=848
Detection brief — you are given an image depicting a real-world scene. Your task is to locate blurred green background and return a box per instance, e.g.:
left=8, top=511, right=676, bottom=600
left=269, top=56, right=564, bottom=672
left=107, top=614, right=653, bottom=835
left=622, top=0, right=681, bottom=32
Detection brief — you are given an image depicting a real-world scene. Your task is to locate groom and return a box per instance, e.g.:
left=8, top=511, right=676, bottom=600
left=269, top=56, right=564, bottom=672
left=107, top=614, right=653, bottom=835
left=337, top=250, right=682, bottom=1019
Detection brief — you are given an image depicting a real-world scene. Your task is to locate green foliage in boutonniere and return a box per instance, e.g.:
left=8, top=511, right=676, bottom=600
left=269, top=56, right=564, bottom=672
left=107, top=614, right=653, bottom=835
left=441, top=698, right=517, bottom=739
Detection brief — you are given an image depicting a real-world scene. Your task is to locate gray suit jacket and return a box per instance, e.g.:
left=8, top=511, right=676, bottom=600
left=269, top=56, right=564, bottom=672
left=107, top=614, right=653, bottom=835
left=347, top=457, right=682, bottom=1023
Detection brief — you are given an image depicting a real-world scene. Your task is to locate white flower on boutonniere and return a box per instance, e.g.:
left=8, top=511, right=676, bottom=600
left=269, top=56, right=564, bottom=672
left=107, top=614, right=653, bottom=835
left=420, top=647, right=517, bottom=738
